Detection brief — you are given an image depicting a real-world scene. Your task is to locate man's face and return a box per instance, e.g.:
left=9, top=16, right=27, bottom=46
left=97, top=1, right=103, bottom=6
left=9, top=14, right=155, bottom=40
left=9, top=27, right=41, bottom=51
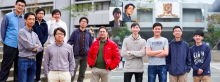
left=126, top=5, right=134, bottom=15
left=99, top=28, right=108, bottom=39
left=14, top=2, right=25, bottom=13
left=173, top=28, right=182, bottom=38
left=79, top=19, right=88, bottom=28
left=25, top=15, right=35, bottom=27
left=193, top=35, right=203, bottom=43
left=113, top=12, right=121, bottom=20
left=52, top=12, right=61, bottom=21
left=36, top=11, right=44, bottom=20
left=55, top=30, right=65, bottom=42
left=153, top=26, right=162, bottom=36
left=131, top=25, right=140, bottom=35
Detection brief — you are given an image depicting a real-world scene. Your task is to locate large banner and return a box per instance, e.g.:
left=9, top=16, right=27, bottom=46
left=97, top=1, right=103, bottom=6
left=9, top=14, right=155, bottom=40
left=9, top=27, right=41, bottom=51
left=155, top=2, right=180, bottom=18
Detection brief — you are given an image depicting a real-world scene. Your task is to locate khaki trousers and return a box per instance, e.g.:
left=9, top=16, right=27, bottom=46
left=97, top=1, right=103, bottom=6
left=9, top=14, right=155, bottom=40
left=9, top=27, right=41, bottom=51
left=193, top=75, right=211, bottom=82
left=169, top=72, right=188, bottom=82
left=90, top=67, right=111, bottom=82
left=48, top=71, right=71, bottom=82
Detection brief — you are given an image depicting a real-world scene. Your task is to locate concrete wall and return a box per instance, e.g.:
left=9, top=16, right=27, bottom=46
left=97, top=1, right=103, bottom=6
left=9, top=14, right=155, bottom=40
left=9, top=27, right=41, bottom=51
left=137, top=10, right=153, bottom=22
left=182, top=9, right=203, bottom=22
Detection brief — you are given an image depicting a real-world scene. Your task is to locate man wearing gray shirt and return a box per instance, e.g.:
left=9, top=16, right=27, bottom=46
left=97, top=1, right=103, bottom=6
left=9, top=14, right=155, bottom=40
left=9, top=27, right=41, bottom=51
left=44, top=27, right=75, bottom=82
left=146, top=23, right=169, bottom=82
left=17, top=12, right=43, bottom=82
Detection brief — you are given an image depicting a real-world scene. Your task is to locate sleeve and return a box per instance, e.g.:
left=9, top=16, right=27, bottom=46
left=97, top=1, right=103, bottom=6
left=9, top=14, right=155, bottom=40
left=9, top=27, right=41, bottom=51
left=146, top=39, right=151, bottom=47
left=121, top=39, right=134, bottom=59
left=186, top=43, right=192, bottom=73
left=1, top=16, right=8, bottom=42
left=109, top=42, right=121, bottom=70
left=166, top=43, right=172, bottom=70
left=164, top=38, right=169, bottom=47
left=190, top=48, right=199, bottom=72
left=47, top=20, right=56, bottom=36
left=63, top=22, right=68, bottom=42
left=69, top=47, right=75, bottom=77
left=36, top=36, right=43, bottom=53
left=44, top=46, right=50, bottom=77
left=87, top=42, right=94, bottom=67
left=200, top=46, right=211, bottom=70
left=130, top=40, right=146, bottom=57
left=18, top=31, right=36, bottom=50
left=67, top=30, right=75, bottom=45
left=41, top=24, right=48, bottom=44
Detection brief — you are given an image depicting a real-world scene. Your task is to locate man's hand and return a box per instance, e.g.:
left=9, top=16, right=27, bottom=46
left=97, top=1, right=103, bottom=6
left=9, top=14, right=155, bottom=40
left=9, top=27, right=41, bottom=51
left=35, top=44, right=38, bottom=48
left=197, top=68, right=203, bottom=75
left=126, top=51, right=130, bottom=54
left=32, top=48, right=37, bottom=52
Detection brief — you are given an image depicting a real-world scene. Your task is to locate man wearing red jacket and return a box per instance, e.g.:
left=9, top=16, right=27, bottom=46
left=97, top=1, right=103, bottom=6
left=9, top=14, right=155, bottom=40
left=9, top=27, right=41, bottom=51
left=88, top=26, right=120, bottom=82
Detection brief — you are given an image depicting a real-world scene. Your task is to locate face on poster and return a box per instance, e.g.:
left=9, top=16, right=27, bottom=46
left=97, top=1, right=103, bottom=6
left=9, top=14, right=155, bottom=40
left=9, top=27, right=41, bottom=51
left=123, top=1, right=137, bottom=21
left=109, top=7, right=123, bottom=21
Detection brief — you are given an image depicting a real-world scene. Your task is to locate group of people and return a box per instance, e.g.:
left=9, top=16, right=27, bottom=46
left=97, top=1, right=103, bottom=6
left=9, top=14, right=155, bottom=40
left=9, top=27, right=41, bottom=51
left=0, top=0, right=211, bottom=82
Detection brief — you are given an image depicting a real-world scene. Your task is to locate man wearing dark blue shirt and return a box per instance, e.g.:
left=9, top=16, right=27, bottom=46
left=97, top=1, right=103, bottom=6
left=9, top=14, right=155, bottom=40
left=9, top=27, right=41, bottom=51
left=32, top=8, right=48, bottom=82
left=123, top=3, right=135, bottom=22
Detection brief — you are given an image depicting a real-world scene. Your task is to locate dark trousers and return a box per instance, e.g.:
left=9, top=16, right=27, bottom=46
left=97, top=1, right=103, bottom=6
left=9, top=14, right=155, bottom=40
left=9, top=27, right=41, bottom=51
left=35, top=50, right=44, bottom=81
left=124, top=72, right=143, bottom=82
left=0, top=44, right=18, bottom=82
left=71, top=56, right=87, bottom=82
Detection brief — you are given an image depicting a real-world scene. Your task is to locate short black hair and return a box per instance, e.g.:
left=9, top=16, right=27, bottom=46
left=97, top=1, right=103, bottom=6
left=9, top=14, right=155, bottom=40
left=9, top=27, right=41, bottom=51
left=152, top=23, right=163, bottom=29
left=52, top=9, right=61, bottom=16
left=99, top=26, right=108, bottom=32
left=79, top=17, right=89, bottom=24
left=35, top=8, right=45, bottom=15
left=15, top=0, right=26, bottom=5
left=173, top=26, right=182, bottom=32
left=124, top=3, right=135, bottom=12
left=193, top=29, right=204, bottom=37
left=53, top=27, right=66, bottom=36
left=131, top=22, right=140, bottom=28
left=112, top=8, right=121, bottom=15
left=24, top=12, right=35, bottom=20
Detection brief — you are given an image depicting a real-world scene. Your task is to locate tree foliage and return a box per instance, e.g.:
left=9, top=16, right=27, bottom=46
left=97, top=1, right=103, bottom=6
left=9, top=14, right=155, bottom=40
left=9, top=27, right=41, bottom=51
left=204, top=14, right=220, bottom=49
left=110, top=26, right=130, bottom=41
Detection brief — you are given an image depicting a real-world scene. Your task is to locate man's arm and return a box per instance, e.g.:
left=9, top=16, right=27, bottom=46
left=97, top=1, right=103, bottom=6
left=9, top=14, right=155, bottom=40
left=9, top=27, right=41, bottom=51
left=200, top=46, right=211, bottom=70
left=109, top=42, right=120, bottom=70
left=67, top=30, right=75, bottom=45
left=190, top=49, right=199, bottom=72
left=186, top=43, right=192, bottom=73
left=63, top=23, right=68, bottom=42
left=129, top=40, right=146, bottom=57
left=18, top=31, right=36, bottom=50
left=146, top=47, right=163, bottom=56
left=47, top=20, right=56, bottom=36
left=44, top=46, right=50, bottom=77
left=35, top=36, right=43, bottom=53
left=1, top=16, right=8, bottom=42
left=69, top=47, right=75, bottom=77
left=41, top=24, right=48, bottom=44
left=87, top=43, right=94, bottom=67
left=154, top=47, right=169, bottom=57
left=166, top=44, right=172, bottom=69
left=121, top=39, right=134, bottom=59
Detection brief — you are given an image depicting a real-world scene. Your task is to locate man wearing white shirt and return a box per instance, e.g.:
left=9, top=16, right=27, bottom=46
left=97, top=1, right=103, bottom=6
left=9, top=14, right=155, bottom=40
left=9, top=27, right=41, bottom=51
left=47, top=9, right=68, bottom=44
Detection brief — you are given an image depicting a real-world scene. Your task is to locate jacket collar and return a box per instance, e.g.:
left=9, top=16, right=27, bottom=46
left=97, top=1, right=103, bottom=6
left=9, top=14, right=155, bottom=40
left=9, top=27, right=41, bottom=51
left=171, top=39, right=183, bottom=43
left=36, top=19, right=46, bottom=24
left=96, top=37, right=110, bottom=43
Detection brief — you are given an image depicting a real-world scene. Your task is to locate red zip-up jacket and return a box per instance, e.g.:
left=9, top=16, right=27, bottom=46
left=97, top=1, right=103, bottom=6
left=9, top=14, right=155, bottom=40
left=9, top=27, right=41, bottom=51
left=87, top=37, right=120, bottom=70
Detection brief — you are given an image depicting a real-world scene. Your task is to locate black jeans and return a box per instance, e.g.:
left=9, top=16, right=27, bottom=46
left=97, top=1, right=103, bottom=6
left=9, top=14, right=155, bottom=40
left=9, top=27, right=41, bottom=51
left=71, top=56, right=87, bottom=82
left=124, top=72, right=143, bottom=82
left=35, top=50, right=44, bottom=81
left=0, top=44, right=18, bottom=82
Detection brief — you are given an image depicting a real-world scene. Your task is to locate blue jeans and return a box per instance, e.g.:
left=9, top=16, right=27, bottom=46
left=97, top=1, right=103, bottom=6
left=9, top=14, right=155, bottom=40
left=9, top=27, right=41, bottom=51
left=18, top=57, right=36, bottom=82
left=148, top=65, right=167, bottom=82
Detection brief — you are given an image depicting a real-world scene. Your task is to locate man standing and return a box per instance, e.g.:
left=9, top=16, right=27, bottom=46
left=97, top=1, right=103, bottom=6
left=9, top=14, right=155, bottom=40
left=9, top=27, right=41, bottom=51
left=88, top=26, right=120, bottom=82
left=68, top=17, right=93, bottom=82
left=123, top=3, right=135, bottom=22
left=166, top=26, right=191, bottom=82
left=121, top=23, right=146, bottom=82
left=0, top=0, right=26, bottom=81
left=47, top=9, right=68, bottom=44
left=109, top=7, right=124, bottom=27
left=17, top=12, right=43, bottom=82
left=190, top=29, right=211, bottom=82
left=44, top=27, right=75, bottom=82
left=146, top=23, right=169, bottom=82
left=32, top=8, right=48, bottom=82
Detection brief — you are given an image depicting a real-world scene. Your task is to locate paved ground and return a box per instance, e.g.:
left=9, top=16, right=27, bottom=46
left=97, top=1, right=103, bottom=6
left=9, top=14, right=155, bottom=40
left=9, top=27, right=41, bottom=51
left=107, top=62, right=220, bottom=82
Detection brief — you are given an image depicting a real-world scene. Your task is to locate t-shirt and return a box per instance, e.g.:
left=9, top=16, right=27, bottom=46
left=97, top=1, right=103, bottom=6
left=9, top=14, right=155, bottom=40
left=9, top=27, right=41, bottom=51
left=146, top=37, right=169, bottom=65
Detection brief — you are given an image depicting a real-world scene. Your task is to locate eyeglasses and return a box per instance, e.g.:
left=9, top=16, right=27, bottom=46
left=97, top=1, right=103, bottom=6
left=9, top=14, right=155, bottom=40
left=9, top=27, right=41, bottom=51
left=56, top=33, right=64, bottom=36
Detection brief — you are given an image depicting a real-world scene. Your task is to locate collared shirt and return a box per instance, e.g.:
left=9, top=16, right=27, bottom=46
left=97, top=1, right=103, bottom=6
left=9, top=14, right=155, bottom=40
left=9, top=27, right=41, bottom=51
left=44, top=42, right=75, bottom=77
left=123, top=13, right=131, bottom=22
left=79, top=29, right=86, bottom=56
left=18, top=27, right=43, bottom=57
left=114, top=21, right=120, bottom=27
left=1, top=12, right=25, bottom=48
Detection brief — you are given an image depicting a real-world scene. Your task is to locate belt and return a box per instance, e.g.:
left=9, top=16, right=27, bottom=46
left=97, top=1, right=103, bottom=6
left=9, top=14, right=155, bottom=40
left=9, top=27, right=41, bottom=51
left=25, top=55, right=36, bottom=59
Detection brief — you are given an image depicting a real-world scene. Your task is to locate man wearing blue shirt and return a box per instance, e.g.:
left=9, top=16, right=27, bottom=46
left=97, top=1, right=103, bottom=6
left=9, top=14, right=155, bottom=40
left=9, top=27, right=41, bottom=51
left=123, top=3, right=135, bottom=22
left=0, top=0, right=26, bottom=82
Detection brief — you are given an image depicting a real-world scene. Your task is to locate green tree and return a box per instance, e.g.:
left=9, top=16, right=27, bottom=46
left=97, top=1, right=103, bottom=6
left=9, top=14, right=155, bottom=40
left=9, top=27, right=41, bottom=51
left=204, top=14, right=220, bottom=49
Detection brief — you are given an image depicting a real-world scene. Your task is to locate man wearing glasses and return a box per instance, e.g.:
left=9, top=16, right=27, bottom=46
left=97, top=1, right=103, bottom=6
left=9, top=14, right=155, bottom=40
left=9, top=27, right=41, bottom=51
left=68, top=17, right=93, bottom=82
left=123, top=3, right=135, bottom=22
left=0, top=0, right=26, bottom=82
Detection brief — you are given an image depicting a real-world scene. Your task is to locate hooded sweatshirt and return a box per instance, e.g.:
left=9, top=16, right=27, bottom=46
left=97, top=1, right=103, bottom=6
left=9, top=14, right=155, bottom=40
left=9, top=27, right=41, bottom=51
left=121, top=35, right=146, bottom=72
left=189, top=43, right=211, bottom=76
